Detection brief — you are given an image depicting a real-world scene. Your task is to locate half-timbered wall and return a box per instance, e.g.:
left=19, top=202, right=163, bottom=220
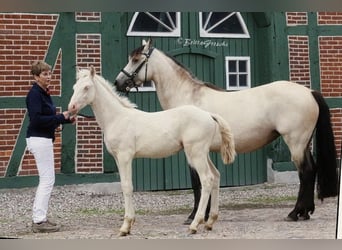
left=1, top=12, right=341, bottom=190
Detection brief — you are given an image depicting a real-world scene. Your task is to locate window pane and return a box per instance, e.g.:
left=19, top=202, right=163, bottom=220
left=206, top=12, right=233, bottom=29
left=142, top=81, right=153, bottom=87
left=132, top=12, right=174, bottom=32
left=239, top=61, right=247, bottom=72
left=229, top=75, right=237, bottom=86
left=239, top=75, right=247, bottom=86
left=229, top=61, right=237, bottom=72
left=128, top=12, right=180, bottom=37
left=149, top=12, right=176, bottom=29
left=211, top=14, right=243, bottom=34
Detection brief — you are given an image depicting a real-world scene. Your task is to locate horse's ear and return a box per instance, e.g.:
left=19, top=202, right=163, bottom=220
left=143, top=38, right=152, bottom=52
left=90, top=65, right=95, bottom=77
left=147, top=38, right=152, bottom=48
left=142, top=39, right=147, bottom=45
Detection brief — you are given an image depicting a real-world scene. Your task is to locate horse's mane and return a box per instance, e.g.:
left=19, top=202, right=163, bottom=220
left=162, top=51, right=226, bottom=92
left=130, top=46, right=226, bottom=92
left=80, top=69, right=137, bottom=109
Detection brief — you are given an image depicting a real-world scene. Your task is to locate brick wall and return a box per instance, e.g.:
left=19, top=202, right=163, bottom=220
left=288, top=36, right=311, bottom=88
left=287, top=12, right=342, bottom=158
left=286, top=12, right=308, bottom=25
left=0, top=13, right=62, bottom=177
left=0, top=12, right=105, bottom=177
left=318, top=13, right=342, bottom=158
left=75, top=33, right=103, bottom=173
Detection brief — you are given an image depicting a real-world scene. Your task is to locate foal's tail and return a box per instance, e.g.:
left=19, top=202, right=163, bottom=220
left=210, top=113, right=236, bottom=164
left=311, top=91, right=338, bottom=200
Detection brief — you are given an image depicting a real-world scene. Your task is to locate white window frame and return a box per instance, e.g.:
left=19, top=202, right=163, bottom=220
left=127, top=12, right=181, bottom=37
left=199, top=12, right=250, bottom=38
left=225, top=56, right=251, bottom=90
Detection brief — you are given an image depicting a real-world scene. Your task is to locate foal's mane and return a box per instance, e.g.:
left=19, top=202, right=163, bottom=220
left=81, top=69, right=137, bottom=109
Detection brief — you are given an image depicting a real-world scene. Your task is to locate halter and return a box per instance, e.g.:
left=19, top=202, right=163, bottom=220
left=120, top=47, right=154, bottom=91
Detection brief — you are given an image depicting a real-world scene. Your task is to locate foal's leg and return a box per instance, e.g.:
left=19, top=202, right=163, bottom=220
left=205, top=156, right=220, bottom=231
left=184, top=148, right=214, bottom=233
left=115, top=155, right=135, bottom=236
left=188, top=167, right=213, bottom=234
left=286, top=148, right=316, bottom=221
left=184, top=167, right=211, bottom=225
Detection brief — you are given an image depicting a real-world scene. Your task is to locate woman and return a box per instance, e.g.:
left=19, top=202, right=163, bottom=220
left=26, top=61, right=76, bottom=233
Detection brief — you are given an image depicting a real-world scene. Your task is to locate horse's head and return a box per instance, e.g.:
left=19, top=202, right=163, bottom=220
left=114, top=39, right=154, bottom=93
left=68, top=66, right=96, bottom=115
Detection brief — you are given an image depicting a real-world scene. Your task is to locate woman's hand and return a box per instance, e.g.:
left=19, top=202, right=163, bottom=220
left=62, top=111, right=77, bottom=124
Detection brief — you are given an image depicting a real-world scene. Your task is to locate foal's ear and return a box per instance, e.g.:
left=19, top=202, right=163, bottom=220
left=90, top=65, right=95, bottom=77
left=76, top=66, right=81, bottom=79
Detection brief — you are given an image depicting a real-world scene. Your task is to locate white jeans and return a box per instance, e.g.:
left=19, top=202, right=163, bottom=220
left=26, top=137, right=55, bottom=223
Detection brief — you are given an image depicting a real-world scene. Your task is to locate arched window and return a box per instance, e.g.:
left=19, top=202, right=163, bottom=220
left=199, top=12, right=250, bottom=38
left=127, top=12, right=180, bottom=37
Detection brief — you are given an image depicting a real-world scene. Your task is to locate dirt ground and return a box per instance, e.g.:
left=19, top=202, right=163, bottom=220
left=20, top=201, right=338, bottom=239
left=0, top=185, right=337, bottom=239
left=0, top=183, right=338, bottom=239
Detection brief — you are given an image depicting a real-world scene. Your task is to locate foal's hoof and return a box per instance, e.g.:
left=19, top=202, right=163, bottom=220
left=204, top=224, right=213, bottom=231
left=118, top=230, right=130, bottom=236
left=189, top=229, right=197, bottom=234
left=183, top=218, right=193, bottom=225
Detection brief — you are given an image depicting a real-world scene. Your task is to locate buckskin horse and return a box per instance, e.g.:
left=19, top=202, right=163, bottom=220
left=114, top=39, right=338, bottom=224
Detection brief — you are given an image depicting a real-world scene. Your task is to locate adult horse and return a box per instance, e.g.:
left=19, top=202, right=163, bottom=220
left=114, top=39, right=338, bottom=224
left=68, top=66, right=236, bottom=235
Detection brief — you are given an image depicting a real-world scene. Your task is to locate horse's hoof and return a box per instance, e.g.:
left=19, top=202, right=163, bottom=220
left=189, top=229, right=197, bottom=234
left=284, top=215, right=298, bottom=222
left=183, top=218, right=193, bottom=225
left=298, top=214, right=310, bottom=221
left=204, top=224, right=213, bottom=231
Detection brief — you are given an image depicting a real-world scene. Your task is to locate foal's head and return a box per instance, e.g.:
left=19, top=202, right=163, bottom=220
left=68, top=66, right=96, bottom=114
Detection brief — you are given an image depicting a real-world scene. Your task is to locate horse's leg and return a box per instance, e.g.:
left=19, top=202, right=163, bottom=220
left=286, top=147, right=316, bottom=221
left=115, top=155, right=135, bottom=236
left=204, top=156, right=220, bottom=231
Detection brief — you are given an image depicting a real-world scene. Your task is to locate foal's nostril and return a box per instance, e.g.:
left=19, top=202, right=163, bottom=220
left=114, top=80, right=117, bottom=86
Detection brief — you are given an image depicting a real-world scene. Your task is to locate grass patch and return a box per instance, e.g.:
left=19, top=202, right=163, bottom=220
left=220, top=195, right=297, bottom=210
left=76, top=206, right=192, bottom=217
left=77, top=208, right=149, bottom=216
left=247, top=195, right=297, bottom=204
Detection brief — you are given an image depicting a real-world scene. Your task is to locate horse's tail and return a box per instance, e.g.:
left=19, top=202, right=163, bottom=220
left=311, top=91, right=338, bottom=200
left=210, top=113, right=236, bottom=164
